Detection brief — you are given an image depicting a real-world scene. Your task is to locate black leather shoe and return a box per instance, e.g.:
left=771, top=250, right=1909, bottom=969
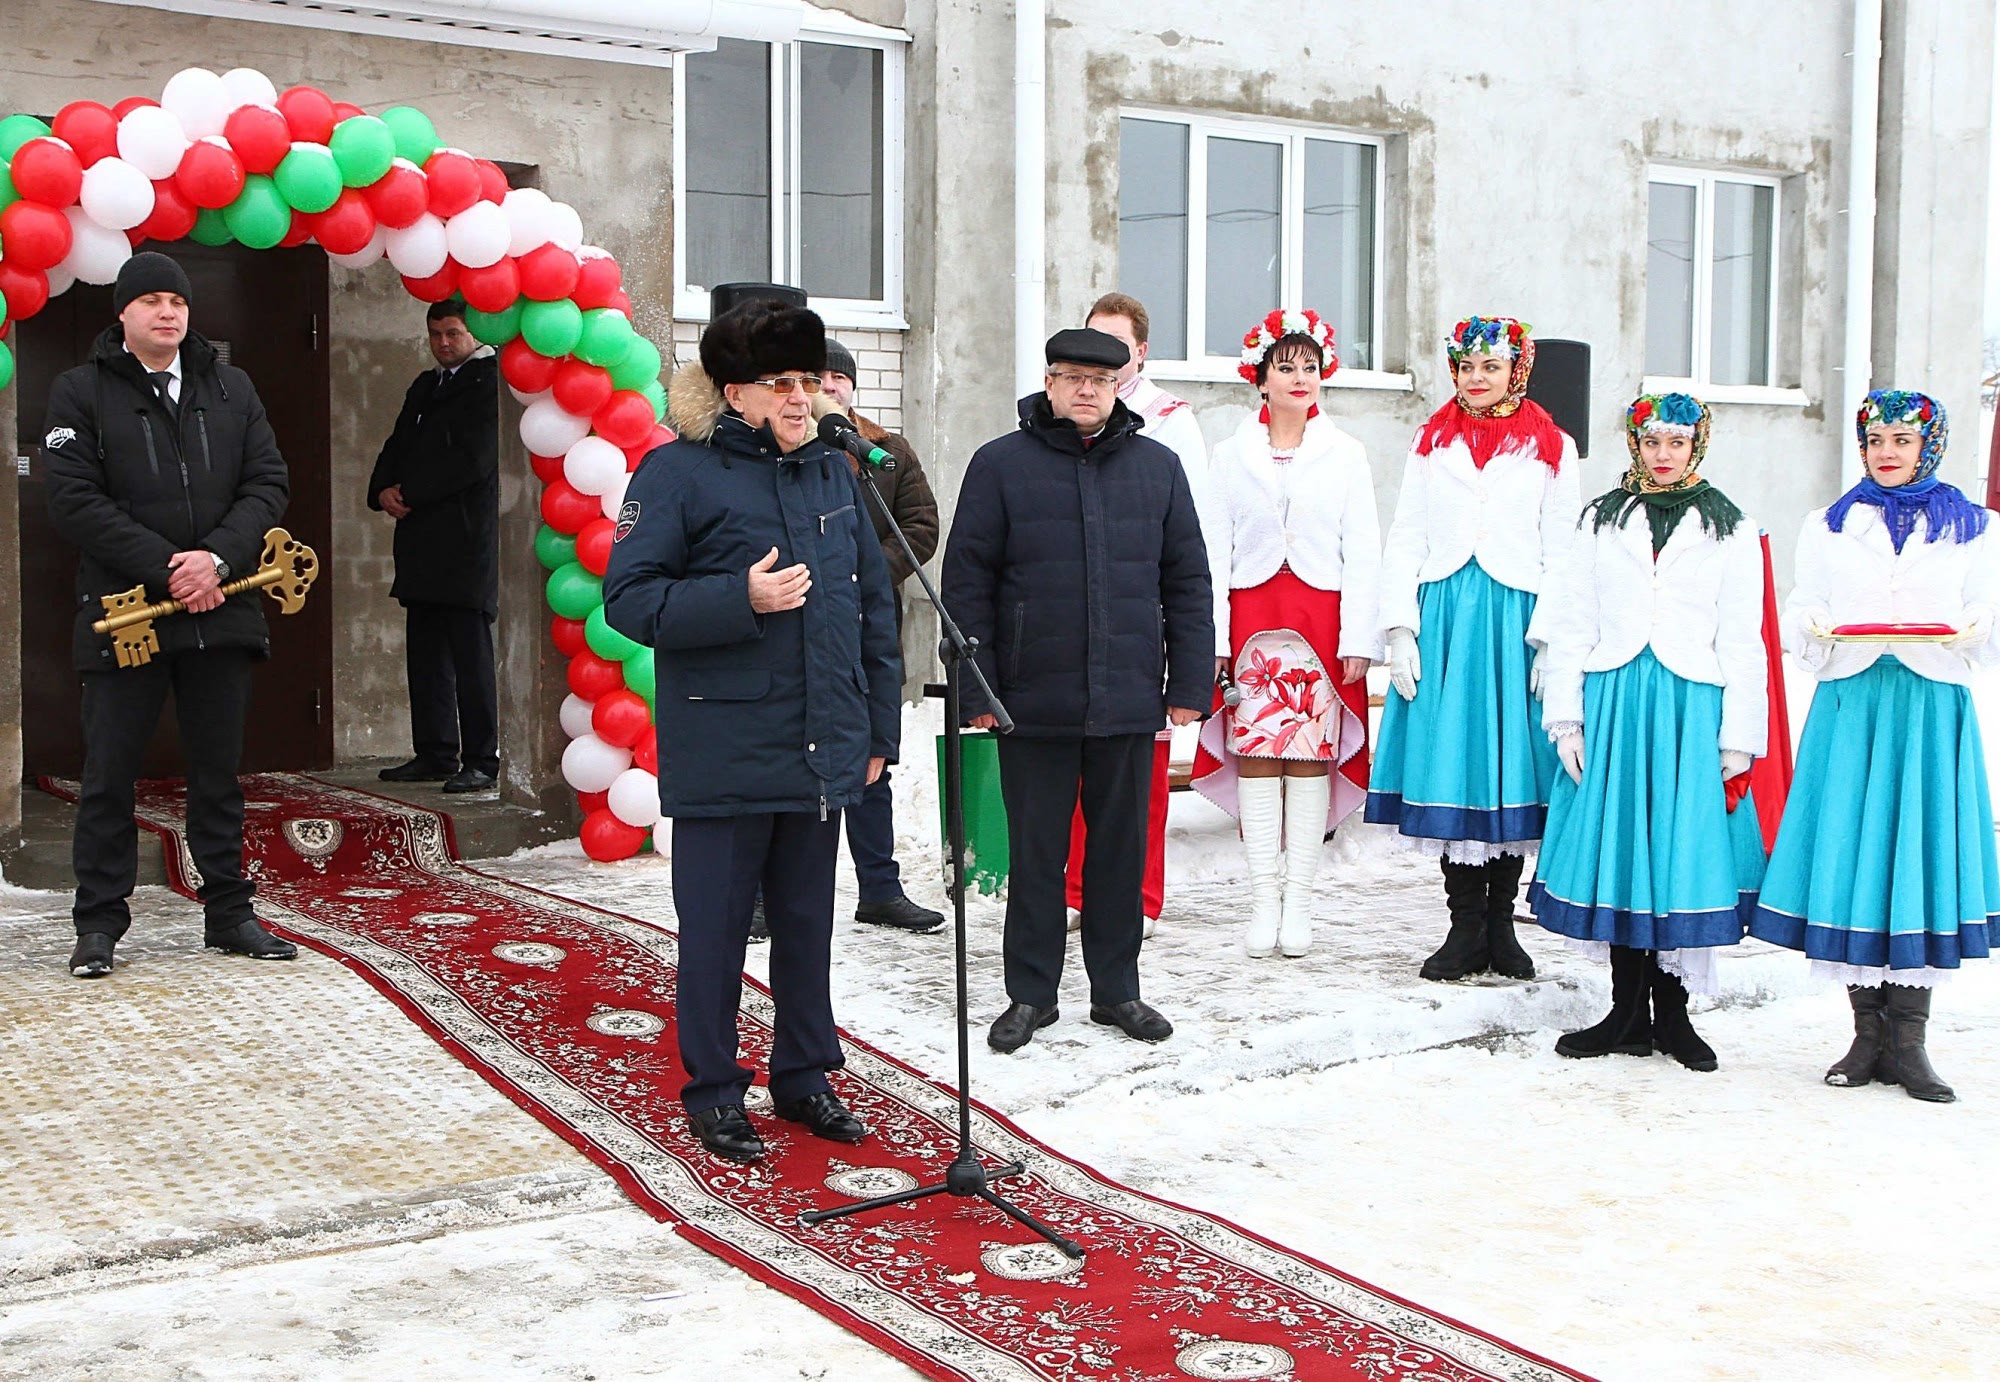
left=69, top=933, right=116, bottom=978
left=1090, top=999, right=1174, bottom=1043
left=748, top=896, right=770, bottom=944
left=987, top=1002, right=1058, bottom=1053
left=773, top=1090, right=867, bottom=1143
left=688, top=1104, right=766, bottom=1162
left=204, top=920, right=299, bottom=961
left=443, top=768, right=498, bottom=794
left=854, top=895, right=945, bottom=934
left=379, top=757, right=454, bottom=782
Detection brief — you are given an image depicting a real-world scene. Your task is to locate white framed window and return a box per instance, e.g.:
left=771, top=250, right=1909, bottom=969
left=674, top=15, right=906, bottom=329
left=1645, top=167, right=1780, bottom=391
left=1116, top=110, right=1396, bottom=386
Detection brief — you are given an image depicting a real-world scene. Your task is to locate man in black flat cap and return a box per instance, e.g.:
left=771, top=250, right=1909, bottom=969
left=40, top=251, right=296, bottom=977
left=941, top=328, right=1213, bottom=1054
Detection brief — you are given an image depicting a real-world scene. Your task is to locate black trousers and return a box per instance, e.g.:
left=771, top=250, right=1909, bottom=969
left=671, top=811, right=844, bottom=1115
left=844, top=768, right=902, bottom=904
left=403, top=602, right=498, bottom=775
left=996, top=732, right=1152, bottom=1008
left=72, top=649, right=254, bottom=940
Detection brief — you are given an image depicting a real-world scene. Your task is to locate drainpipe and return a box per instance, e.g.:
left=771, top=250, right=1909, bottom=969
left=1014, top=0, right=1046, bottom=400
left=1841, top=0, right=1882, bottom=480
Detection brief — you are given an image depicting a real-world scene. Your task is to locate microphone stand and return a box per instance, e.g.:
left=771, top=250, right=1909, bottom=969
left=798, top=445, right=1085, bottom=1260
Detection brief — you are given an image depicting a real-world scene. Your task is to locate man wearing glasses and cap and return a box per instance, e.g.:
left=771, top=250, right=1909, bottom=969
left=942, top=328, right=1214, bottom=1054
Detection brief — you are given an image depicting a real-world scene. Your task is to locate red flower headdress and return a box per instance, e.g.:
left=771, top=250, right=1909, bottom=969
left=1236, top=308, right=1339, bottom=384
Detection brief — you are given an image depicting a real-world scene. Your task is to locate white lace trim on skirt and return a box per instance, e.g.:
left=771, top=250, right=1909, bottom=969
left=1563, top=938, right=1721, bottom=995
left=1810, top=960, right=1953, bottom=990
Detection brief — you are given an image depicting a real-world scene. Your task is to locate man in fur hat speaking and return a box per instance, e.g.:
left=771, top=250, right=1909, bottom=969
left=604, top=299, right=902, bottom=1164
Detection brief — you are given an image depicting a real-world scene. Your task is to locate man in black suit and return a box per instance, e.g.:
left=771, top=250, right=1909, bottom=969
left=368, top=299, right=502, bottom=793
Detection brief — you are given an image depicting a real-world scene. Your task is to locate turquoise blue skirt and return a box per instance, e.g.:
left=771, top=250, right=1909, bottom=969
left=1529, top=651, right=1764, bottom=950
left=1750, top=657, right=1997, bottom=973
left=1366, top=562, right=1558, bottom=843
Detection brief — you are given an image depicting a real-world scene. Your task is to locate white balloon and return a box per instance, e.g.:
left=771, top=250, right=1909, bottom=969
left=385, top=213, right=448, bottom=278
left=219, top=67, right=279, bottom=111
left=559, top=692, right=597, bottom=739
left=501, top=187, right=554, bottom=257
left=328, top=224, right=389, bottom=270
left=651, top=818, right=671, bottom=859
left=546, top=201, right=585, bottom=252
left=607, top=768, right=661, bottom=829
left=508, top=385, right=551, bottom=408
left=562, top=436, right=626, bottom=497
left=45, top=262, right=77, bottom=298
left=560, top=733, right=631, bottom=794
left=79, top=157, right=155, bottom=231
left=161, top=67, right=231, bottom=141
left=60, top=208, right=132, bottom=286
left=519, top=398, right=593, bottom=456
left=598, top=471, right=631, bottom=521
left=116, top=105, right=190, bottom=181
left=443, top=200, right=509, bottom=269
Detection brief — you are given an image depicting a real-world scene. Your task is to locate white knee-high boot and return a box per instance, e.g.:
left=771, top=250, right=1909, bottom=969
left=1238, top=776, right=1285, bottom=957
left=1280, top=774, right=1330, bottom=957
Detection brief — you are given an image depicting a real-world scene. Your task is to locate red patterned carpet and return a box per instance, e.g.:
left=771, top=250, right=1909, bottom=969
left=45, top=773, right=1589, bottom=1382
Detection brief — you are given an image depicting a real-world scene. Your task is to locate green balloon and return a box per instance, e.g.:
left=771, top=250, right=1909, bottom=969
left=0, top=114, right=51, bottom=160
left=574, top=308, right=635, bottom=369
left=534, top=524, right=576, bottom=571
left=330, top=115, right=396, bottom=188
left=520, top=298, right=583, bottom=358
left=585, top=605, right=640, bottom=661
left=273, top=143, right=343, bottom=214
left=0, top=341, right=14, bottom=393
left=464, top=299, right=523, bottom=346
left=642, top=379, right=668, bottom=422
left=379, top=106, right=440, bottom=166
left=0, top=286, right=9, bottom=332
left=623, top=647, right=656, bottom=703
left=607, top=335, right=662, bottom=393
left=0, top=157, right=18, bottom=213
left=189, top=206, right=235, bottom=246
left=222, top=174, right=291, bottom=250
left=545, top=561, right=602, bottom=621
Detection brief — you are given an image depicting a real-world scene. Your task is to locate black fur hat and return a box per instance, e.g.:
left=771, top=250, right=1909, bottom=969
left=699, top=301, right=828, bottom=386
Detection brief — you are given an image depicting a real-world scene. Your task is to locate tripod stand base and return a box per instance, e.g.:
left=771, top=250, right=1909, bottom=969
left=800, top=1156, right=1087, bottom=1259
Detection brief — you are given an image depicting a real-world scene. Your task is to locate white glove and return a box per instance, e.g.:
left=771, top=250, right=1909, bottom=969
left=1798, top=616, right=1837, bottom=670
left=1720, top=749, right=1752, bottom=781
left=1557, top=731, right=1585, bottom=785
left=1386, top=627, right=1421, bottom=702
left=1948, top=612, right=1993, bottom=652
left=1529, top=647, right=1549, bottom=701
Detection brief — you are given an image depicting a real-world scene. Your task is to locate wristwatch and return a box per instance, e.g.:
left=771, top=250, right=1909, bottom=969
left=209, top=552, right=230, bottom=581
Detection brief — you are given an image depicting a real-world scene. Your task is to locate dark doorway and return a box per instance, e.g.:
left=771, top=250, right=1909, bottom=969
left=13, top=242, right=333, bottom=778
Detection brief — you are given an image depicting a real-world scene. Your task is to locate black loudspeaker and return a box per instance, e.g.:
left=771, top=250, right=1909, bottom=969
left=709, top=281, right=808, bottom=318
left=1525, top=338, right=1591, bottom=459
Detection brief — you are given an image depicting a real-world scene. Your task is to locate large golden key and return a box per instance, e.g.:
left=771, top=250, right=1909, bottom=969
left=93, top=527, right=321, bottom=669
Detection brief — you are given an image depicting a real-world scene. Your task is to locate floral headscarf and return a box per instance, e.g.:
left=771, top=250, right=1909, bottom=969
left=1855, top=389, right=1947, bottom=482
left=1415, top=315, right=1565, bottom=468
left=1445, top=316, right=1535, bottom=419
left=1586, top=391, right=1740, bottom=551
left=1828, top=388, right=1987, bottom=551
left=1624, top=392, right=1712, bottom=490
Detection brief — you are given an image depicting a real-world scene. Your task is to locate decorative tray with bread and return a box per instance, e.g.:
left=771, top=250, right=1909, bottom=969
left=1827, top=622, right=1959, bottom=644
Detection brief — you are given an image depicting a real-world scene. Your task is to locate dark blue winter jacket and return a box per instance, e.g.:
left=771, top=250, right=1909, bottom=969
left=603, top=364, right=901, bottom=818
left=941, top=394, right=1214, bottom=736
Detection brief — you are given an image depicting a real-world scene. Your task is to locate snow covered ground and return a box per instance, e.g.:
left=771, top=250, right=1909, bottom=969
left=5, top=693, right=2000, bottom=1380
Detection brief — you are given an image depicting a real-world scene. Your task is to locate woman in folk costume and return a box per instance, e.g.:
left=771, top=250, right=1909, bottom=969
left=1531, top=394, right=1767, bottom=1072
left=1751, top=390, right=2000, bottom=1103
left=1367, top=316, right=1579, bottom=982
left=1191, top=309, right=1380, bottom=958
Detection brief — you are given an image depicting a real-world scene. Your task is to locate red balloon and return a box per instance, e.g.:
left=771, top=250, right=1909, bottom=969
left=500, top=337, right=560, bottom=394
left=175, top=139, right=246, bottom=211
left=474, top=158, right=509, bottom=204
left=457, top=256, right=519, bottom=313
left=11, top=138, right=83, bottom=208
left=309, top=188, right=377, bottom=255
left=135, top=178, right=198, bottom=244
left=112, top=96, right=160, bottom=120
left=591, top=687, right=651, bottom=747
left=52, top=102, right=120, bottom=168
left=223, top=104, right=293, bottom=175
left=530, top=451, right=566, bottom=484
left=573, top=253, right=623, bottom=310
left=551, top=615, right=588, bottom=658
left=401, top=261, right=461, bottom=303
left=516, top=242, right=579, bottom=302
left=280, top=210, right=314, bottom=248
left=0, top=262, right=51, bottom=321
left=633, top=729, right=658, bottom=775
left=362, top=160, right=428, bottom=229
left=0, top=203, right=71, bottom=272
left=574, top=517, right=616, bottom=576
left=540, top=478, right=599, bottom=535
left=607, top=289, right=634, bottom=320
left=593, top=391, right=655, bottom=450
left=423, top=149, right=480, bottom=219
left=331, top=101, right=366, bottom=123
left=552, top=358, right=613, bottom=418
left=577, top=788, right=609, bottom=814
left=277, top=86, right=337, bottom=145
left=568, top=650, right=626, bottom=701
left=580, top=807, right=645, bottom=862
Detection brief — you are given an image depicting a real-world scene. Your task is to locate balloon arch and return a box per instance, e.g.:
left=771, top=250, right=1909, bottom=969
left=0, top=67, right=669, bottom=861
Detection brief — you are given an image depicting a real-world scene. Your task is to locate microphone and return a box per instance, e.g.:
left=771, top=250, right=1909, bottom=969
left=1216, top=663, right=1242, bottom=708
left=817, top=413, right=898, bottom=472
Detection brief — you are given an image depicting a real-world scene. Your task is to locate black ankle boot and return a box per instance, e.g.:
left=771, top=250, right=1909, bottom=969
left=1556, top=944, right=1652, bottom=1058
left=1421, top=859, right=1491, bottom=981
left=1648, top=959, right=1717, bottom=1071
left=1484, top=853, right=1535, bottom=979
left=1825, top=984, right=1887, bottom=1087
left=1878, top=983, right=1955, bottom=1103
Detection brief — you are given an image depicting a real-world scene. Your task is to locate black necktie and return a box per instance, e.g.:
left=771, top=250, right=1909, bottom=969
left=149, top=370, right=178, bottom=419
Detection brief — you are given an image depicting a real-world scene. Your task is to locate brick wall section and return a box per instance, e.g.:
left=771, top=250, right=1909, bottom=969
left=667, top=322, right=905, bottom=432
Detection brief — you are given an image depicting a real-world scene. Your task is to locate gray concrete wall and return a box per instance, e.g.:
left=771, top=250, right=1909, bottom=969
left=0, top=377, right=18, bottom=842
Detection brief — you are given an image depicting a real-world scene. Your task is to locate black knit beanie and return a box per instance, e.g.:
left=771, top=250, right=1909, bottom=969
left=113, top=252, right=193, bottom=315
